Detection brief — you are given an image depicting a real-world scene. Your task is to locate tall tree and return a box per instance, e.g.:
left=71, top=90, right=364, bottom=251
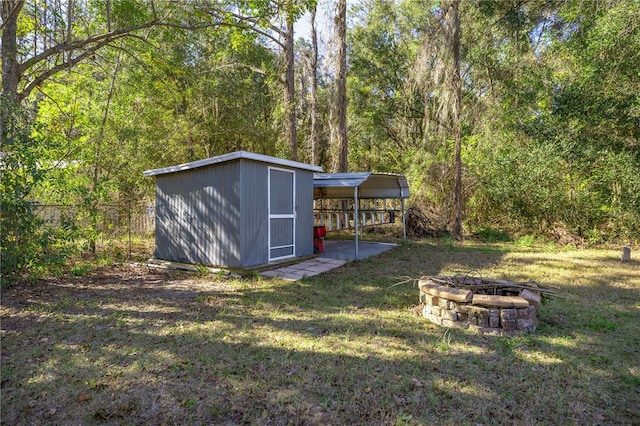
left=348, top=0, right=428, bottom=172
left=195, top=0, right=315, bottom=160
left=0, top=1, right=223, bottom=145
left=1, top=1, right=158, bottom=102
left=1, top=0, right=25, bottom=143
left=1, top=0, right=24, bottom=102
left=446, top=0, right=463, bottom=239
left=410, top=0, right=463, bottom=236
left=334, top=0, right=348, bottom=172
left=284, top=10, right=298, bottom=160
left=309, top=4, right=320, bottom=165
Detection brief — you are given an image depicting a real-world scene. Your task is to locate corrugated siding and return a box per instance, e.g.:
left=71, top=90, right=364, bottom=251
left=295, top=170, right=315, bottom=258
left=238, top=160, right=315, bottom=266
left=155, top=161, right=241, bottom=266
left=239, top=160, right=269, bottom=266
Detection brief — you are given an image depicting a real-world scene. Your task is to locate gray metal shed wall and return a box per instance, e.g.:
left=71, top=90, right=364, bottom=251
left=294, top=170, right=315, bottom=258
left=154, top=161, right=241, bottom=266
left=238, top=160, right=269, bottom=266
left=238, top=160, right=315, bottom=266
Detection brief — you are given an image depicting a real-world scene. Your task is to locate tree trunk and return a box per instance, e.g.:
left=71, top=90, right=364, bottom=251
left=284, top=16, right=298, bottom=161
left=310, top=5, right=320, bottom=166
left=1, top=1, right=23, bottom=101
left=335, top=0, right=348, bottom=172
left=451, top=0, right=463, bottom=240
left=430, top=0, right=463, bottom=238
left=1, top=1, right=24, bottom=145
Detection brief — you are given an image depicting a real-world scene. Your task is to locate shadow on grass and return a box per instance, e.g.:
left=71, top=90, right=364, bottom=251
left=2, top=242, right=639, bottom=425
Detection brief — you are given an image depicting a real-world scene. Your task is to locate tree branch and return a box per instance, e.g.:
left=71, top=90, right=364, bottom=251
left=17, top=22, right=158, bottom=75
left=19, top=36, right=122, bottom=101
left=0, top=0, right=24, bottom=32
left=16, top=17, right=229, bottom=101
left=195, top=5, right=286, bottom=47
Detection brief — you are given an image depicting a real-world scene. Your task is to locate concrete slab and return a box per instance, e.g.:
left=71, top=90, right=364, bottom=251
left=319, top=240, right=397, bottom=262
left=260, top=257, right=346, bottom=281
left=260, top=240, right=396, bottom=281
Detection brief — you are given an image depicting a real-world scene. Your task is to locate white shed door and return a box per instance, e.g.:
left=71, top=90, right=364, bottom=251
left=268, top=167, right=295, bottom=261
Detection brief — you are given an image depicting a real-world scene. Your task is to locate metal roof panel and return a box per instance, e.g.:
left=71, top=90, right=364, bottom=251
left=143, top=151, right=323, bottom=177
left=313, top=172, right=409, bottom=199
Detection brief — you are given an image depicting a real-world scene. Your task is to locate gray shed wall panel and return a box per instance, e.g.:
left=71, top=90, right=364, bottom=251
left=239, top=160, right=269, bottom=266
left=238, top=160, right=315, bottom=266
left=295, top=170, right=315, bottom=258
left=155, top=162, right=241, bottom=267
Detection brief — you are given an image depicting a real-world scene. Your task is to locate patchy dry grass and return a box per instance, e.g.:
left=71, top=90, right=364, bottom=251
left=1, top=239, right=639, bottom=425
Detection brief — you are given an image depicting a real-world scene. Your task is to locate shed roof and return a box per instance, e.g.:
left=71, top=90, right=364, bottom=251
left=143, top=150, right=323, bottom=177
left=313, top=172, right=409, bottom=199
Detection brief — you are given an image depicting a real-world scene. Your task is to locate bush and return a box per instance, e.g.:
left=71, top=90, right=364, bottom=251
left=1, top=101, right=68, bottom=283
left=467, top=134, right=640, bottom=243
left=474, top=227, right=511, bottom=243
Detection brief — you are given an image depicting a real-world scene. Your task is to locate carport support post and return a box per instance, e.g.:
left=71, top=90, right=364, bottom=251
left=402, top=198, right=406, bottom=240
left=354, top=186, right=359, bottom=259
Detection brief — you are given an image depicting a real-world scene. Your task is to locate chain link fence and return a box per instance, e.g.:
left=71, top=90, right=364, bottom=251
left=33, top=202, right=155, bottom=237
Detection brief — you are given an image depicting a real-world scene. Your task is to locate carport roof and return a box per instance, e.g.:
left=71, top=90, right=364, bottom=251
left=313, top=172, right=410, bottom=199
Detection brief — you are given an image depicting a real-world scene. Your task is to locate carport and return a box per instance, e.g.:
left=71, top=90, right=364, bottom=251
left=313, top=172, right=410, bottom=260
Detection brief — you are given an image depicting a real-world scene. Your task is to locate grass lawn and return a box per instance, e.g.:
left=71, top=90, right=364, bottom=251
left=1, top=237, right=639, bottom=425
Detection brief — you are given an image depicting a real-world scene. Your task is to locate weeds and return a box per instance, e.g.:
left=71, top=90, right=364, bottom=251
left=475, top=227, right=512, bottom=242
left=196, top=264, right=209, bottom=277
left=586, top=316, right=617, bottom=332
left=71, top=265, right=90, bottom=276
left=433, top=329, right=452, bottom=352
left=244, top=269, right=260, bottom=279
left=516, top=234, right=536, bottom=246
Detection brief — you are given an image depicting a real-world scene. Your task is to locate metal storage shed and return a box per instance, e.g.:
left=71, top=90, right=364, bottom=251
left=143, top=151, right=322, bottom=268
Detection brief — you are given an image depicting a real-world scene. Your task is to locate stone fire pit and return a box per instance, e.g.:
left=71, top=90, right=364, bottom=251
left=419, top=276, right=542, bottom=336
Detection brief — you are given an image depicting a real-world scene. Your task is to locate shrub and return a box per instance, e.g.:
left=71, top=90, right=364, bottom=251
left=467, top=133, right=640, bottom=243
left=475, top=227, right=511, bottom=243
left=1, top=101, right=69, bottom=283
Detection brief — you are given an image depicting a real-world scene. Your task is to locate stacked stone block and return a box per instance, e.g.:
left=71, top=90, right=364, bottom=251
left=419, top=277, right=539, bottom=336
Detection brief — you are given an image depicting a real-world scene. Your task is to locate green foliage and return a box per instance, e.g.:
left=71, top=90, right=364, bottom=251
left=0, top=102, right=70, bottom=283
left=475, top=228, right=511, bottom=243
left=548, top=0, right=640, bottom=154
left=395, top=413, right=419, bottom=426
left=347, top=0, right=427, bottom=172
left=468, top=139, right=562, bottom=230
left=109, top=0, right=151, bottom=26
left=516, top=235, right=536, bottom=247
left=467, top=131, right=640, bottom=241
left=70, top=265, right=90, bottom=276
left=196, top=264, right=210, bottom=277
